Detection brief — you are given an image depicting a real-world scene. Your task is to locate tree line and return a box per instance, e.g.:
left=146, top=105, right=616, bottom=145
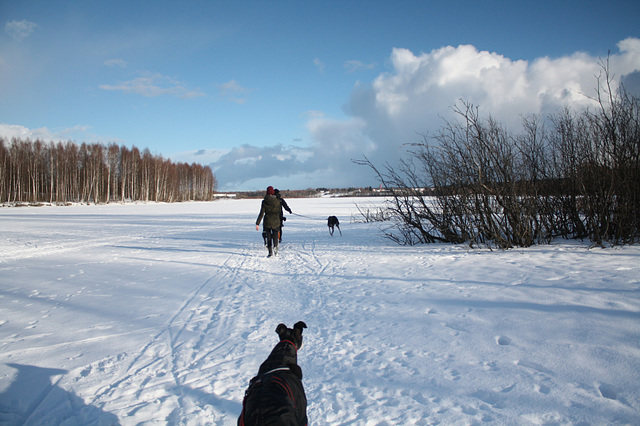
left=357, top=61, right=640, bottom=248
left=0, top=139, right=217, bottom=204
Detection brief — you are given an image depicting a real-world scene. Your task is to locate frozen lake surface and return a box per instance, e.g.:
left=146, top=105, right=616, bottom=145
left=0, top=197, right=639, bottom=425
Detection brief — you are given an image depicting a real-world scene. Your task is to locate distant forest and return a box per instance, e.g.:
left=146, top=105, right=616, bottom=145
left=0, top=139, right=217, bottom=204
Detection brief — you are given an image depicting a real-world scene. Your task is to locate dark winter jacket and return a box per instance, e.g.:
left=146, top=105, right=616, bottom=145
left=278, top=195, right=292, bottom=215
left=238, top=341, right=307, bottom=426
left=256, top=195, right=282, bottom=230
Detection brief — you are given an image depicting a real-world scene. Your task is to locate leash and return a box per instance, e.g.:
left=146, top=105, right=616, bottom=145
left=290, top=212, right=312, bottom=219
left=290, top=212, right=327, bottom=222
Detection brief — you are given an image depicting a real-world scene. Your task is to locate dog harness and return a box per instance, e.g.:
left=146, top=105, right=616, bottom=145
left=238, top=341, right=304, bottom=426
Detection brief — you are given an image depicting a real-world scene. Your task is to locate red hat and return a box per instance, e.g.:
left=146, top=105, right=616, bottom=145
left=267, top=186, right=275, bottom=195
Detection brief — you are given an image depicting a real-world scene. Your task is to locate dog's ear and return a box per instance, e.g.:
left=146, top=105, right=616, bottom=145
left=292, top=321, right=307, bottom=350
left=275, top=323, right=287, bottom=338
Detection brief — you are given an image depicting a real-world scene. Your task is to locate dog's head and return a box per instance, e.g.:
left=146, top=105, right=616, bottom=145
left=275, top=321, right=307, bottom=350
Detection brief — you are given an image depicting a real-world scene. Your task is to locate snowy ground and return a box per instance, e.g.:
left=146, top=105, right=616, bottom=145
left=0, top=197, right=639, bottom=425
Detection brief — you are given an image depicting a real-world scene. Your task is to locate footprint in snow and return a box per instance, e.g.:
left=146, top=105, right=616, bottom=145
left=535, top=382, right=551, bottom=395
left=496, top=335, right=512, bottom=346
left=598, top=383, right=618, bottom=400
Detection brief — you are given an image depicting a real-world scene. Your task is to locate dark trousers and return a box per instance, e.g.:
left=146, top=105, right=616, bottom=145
left=264, top=228, right=280, bottom=251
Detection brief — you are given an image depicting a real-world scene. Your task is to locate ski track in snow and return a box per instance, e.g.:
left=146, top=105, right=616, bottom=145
left=0, top=199, right=639, bottom=425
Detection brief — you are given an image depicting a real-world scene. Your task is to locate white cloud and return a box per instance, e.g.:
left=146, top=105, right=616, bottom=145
left=349, top=40, right=640, bottom=147
left=0, top=124, right=49, bottom=140
left=209, top=38, right=640, bottom=190
left=306, top=116, right=374, bottom=156
left=218, top=80, right=253, bottom=104
left=100, top=73, right=205, bottom=99
left=370, top=45, right=598, bottom=128
left=5, top=20, right=37, bottom=41
left=612, top=37, right=640, bottom=80
left=104, top=59, right=128, bottom=68
left=0, top=123, right=107, bottom=144
left=314, top=58, right=326, bottom=73
left=345, top=60, right=376, bottom=73
left=301, top=110, right=325, bottom=119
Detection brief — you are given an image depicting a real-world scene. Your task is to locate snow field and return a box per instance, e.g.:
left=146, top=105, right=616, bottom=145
left=0, top=198, right=639, bottom=425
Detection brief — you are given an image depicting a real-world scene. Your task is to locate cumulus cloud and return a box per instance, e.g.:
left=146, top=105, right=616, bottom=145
left=5, top=20, right=37, bottom=41
left=100, top=73, right=205, bottom=99
left=367, top=45, right=596, bottom=134
left=210, top=38, right=640, bottom=191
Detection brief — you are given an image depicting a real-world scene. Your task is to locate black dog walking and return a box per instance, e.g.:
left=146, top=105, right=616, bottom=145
left=327, top=216, right=341, bottom=236
left=239, top=322, right=308, bottom=426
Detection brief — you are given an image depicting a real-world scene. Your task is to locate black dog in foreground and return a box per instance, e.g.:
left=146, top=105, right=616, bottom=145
left=239, top=322, right=308, bottom=426
left=327, top=216, right=341, bottom=236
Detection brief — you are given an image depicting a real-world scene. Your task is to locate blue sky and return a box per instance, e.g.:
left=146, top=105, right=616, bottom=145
left=1, top=1, right=639, bottom=191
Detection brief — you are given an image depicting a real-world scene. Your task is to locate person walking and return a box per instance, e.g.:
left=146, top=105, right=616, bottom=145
left=274, top=189, right=292, bottom=243
left=256, top=186, right=282, bottom=257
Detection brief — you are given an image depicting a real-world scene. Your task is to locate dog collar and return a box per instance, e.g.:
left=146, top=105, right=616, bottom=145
left=281, top=339, right=298, bottom=351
